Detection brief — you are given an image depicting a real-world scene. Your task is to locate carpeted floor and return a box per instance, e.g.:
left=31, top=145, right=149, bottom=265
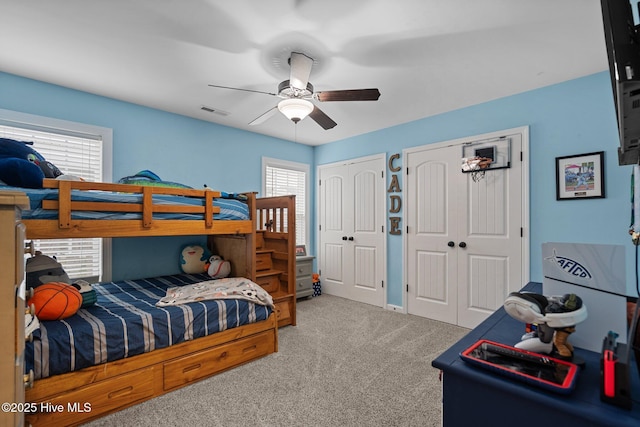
left=85, top=294, right=469, bottom=427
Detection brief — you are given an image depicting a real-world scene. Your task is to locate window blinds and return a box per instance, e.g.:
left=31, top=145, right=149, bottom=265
left=265, top=165, right=306, bottom=245
left=0, top=124, right=103, bottom=281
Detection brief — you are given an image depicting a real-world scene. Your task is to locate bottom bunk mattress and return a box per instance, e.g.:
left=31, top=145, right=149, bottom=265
left=25, top=273, right=273, bottom=380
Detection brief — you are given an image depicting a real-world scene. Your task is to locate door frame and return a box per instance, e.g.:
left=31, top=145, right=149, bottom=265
left=316, top=153, right=388, bottom=308
left=402, top=126, right=530, bottom=314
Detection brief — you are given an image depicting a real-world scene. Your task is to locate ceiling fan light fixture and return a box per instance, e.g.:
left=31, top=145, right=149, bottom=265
left=278, top=98, right=313, bottom=123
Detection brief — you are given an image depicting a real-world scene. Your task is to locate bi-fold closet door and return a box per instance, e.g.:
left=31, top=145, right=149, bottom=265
left=318, top=154, right=386, bottom=307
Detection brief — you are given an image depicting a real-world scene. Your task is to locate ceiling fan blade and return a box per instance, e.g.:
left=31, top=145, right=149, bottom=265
left=249, top=106, right=278, bottom=126
left=208, top=84, right=277, bottom=97
left=289, top=52, right=314, bottom=92
left=314, top=88, right=381, bottom=102
left=309, top=105, right=337, bottom=130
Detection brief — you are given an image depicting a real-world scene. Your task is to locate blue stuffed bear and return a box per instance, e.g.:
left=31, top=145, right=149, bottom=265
left=0, top=138, right=63, bottom=188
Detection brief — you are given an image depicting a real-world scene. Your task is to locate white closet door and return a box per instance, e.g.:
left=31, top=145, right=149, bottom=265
left=319, top=156, right=385, bottom=307
left=319, top=163, right=349, bottom=297
left=406, top=130, right=526, bottom=328
left=457, top=133, right=523, bottom=328
left=349, top=160, right=385, bottom=306
left=406, top=144, right=460, bottom=324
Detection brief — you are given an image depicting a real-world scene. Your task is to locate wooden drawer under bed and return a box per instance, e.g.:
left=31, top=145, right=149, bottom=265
left=25, top=367, right=156, bottom=427
left=163, top=330, right=274, bottom=390
left=26, top=314, right=277, bottom=426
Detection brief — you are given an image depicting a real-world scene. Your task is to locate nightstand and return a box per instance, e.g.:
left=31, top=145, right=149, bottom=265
left=295, top=256, right=314, bottom=299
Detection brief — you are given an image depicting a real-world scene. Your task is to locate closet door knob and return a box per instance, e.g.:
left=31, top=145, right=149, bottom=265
left=459, top=242, right=467, bottom=248
left=447, top=241, right=455, bottom=247
left=348, top=236, right=354, bottom=241
left=342, top=236, right=348, bottom=241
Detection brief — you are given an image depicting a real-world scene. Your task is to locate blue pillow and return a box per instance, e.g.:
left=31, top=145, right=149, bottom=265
left=0, top=157, right=45, bottom=188
left=0, top=138, right=63, bottom=185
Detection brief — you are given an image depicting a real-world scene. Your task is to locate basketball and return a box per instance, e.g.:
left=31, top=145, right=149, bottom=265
left=27, top=282, right=82, bottom=320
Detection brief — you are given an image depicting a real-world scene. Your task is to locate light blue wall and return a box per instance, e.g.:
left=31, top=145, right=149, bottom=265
left=2, top=71, right=634, bottom=308
left=316, top=71, right=635, bottom=306
left=0, top=72, right=314, bottom=280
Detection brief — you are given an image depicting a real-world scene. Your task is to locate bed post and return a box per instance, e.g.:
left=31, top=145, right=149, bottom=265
left=0, top=191, right=30, bottom=427
left=246, top=192, right=257, bottom=281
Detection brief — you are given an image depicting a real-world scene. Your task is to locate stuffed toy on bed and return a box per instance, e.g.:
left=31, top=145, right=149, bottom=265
left=26, top=252, right=70, bottom=289
left=71, top=279, right=97, bottom=308
left=118, top=169, right=193, bottom=189
left=180, top=244, right=211, bottom=274
left=206, top=255, right=231, bottom=279
left=0, top=137, right=63, bottom=188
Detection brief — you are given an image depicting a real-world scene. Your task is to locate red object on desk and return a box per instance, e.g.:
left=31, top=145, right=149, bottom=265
left=603, top=349, right=617, bottom=398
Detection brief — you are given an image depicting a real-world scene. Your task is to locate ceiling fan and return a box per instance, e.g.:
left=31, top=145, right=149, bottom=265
left=208, top=52, right=380, bottom=129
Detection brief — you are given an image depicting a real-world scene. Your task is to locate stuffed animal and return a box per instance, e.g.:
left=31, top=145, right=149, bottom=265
left=205, top=255, right=231, bottom=279
left=180, top=244, right=211, bottom=274
left=0, top=157, right=44, bottom=188
left=0, top=137, right=63, bottom=188
left=118, top=170, right=193, bottom=189
left=27, top=282, right=82, bottom=320
left=71, top=279, right=97, bottom=307
left=26, top=252, right=70, bottom=289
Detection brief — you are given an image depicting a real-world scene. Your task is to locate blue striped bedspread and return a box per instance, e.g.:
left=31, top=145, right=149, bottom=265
left=0, top=185, right=250, bottom=220
left=25, top=273, right=272, bottom=380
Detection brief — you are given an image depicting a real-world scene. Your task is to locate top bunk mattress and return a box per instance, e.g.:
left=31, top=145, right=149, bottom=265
left=0, top=184, right=249, bottom=221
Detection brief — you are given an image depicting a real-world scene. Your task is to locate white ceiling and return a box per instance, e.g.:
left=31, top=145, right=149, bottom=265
left=0, top=0, right=610, bottom=146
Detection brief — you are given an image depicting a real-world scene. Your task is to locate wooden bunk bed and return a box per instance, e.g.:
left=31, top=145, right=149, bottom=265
left=212, top=195, right=297, bottom=328
left=22, top=178, right=255, bottom=238
left=0, top=179, right=296, bottom=426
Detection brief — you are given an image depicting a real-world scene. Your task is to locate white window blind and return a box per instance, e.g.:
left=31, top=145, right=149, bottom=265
left=0, top=124, right=104, bottom=282
left=264, top=161, right=307, bottom=246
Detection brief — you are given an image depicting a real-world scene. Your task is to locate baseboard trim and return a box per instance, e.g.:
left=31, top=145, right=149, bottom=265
left=386, top=303, right=406, bottom=314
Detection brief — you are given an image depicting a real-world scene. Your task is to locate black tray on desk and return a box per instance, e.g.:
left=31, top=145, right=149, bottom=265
left=460, top=339, right=579, bottom=394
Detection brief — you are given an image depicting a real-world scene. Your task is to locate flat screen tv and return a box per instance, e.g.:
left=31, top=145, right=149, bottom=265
left=601, top=0, right=640, bottom=165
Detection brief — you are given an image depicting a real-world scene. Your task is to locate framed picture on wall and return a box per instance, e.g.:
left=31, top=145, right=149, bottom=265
left=555, top=151, right=605, bottom=200
left=296, top=245, right=307, bottom=256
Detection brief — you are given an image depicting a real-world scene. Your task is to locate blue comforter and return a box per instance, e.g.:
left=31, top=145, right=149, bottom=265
left=25, top=273, right=272, bottom=379
left=0, top=185, right=250, bottom=220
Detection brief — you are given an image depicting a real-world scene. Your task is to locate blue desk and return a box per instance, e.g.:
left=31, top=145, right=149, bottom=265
left=432, top=283, right=640, bottom=427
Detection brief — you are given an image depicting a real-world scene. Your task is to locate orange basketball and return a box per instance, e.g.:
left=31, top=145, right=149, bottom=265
left=27, top=282, right=82, bottom=320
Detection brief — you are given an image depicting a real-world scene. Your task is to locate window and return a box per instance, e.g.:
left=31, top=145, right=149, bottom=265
left=262, top=157, right=309, bottom=246
left=0, top=109, right=113, bottom=282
